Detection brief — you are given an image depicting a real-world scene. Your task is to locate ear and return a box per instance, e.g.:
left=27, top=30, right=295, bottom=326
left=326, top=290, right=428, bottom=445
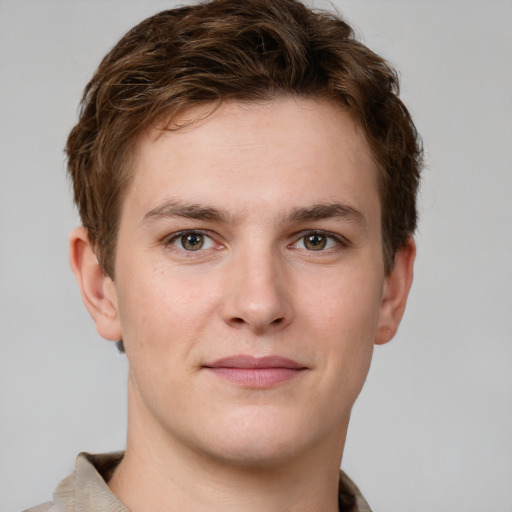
left=69, top=226, right=122, bottom=341
left=375, top=238, right=416, bottom=345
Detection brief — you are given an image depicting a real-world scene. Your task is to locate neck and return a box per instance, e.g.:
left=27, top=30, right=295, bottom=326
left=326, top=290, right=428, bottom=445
left=109, top=377, right=348, bottom=512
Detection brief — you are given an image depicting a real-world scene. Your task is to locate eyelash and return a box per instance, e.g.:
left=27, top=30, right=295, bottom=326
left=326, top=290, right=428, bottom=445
left=289, top=229, right=350, bottom=252
left=164, top=230, right=220, bottom=253
left=163, top=229, right=349, bottom=253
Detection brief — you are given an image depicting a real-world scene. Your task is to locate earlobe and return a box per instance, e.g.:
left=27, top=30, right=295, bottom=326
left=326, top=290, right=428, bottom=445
left=375, top=238, right=416, bottom=345
left=69, top=227, right=122, bottom=341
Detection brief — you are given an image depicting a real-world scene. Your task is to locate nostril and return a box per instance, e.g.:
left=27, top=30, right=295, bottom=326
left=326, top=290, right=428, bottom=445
left=271, top=317, right=283, bottom=325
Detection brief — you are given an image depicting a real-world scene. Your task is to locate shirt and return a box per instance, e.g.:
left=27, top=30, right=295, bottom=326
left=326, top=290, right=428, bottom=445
left=24, top=452, right=372, bottom=512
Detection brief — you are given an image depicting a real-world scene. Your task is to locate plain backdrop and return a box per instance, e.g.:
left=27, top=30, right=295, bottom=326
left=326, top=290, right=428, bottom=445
left=1, top=1, right=511, bottom=511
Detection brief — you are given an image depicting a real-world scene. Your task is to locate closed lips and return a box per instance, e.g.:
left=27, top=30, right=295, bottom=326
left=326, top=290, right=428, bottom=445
left=203, top=356, right=308, bottom=387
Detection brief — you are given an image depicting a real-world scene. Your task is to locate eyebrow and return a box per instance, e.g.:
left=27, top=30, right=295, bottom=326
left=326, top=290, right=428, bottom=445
left=141, top=200, right=232, bottom=226
left=141, top=199, right=365, bottom=228
left=284, top=203, right=366, bottom=227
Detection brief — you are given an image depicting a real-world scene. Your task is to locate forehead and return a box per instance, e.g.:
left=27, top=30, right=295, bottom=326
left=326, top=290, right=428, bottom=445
left=124, top=98, right=380, bottom=226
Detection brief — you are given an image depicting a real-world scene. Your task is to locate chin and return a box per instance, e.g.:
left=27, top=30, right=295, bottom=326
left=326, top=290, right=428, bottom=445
left=193, top=408, right=327, bottom=468
left=205, top=437, right=303, bottom=468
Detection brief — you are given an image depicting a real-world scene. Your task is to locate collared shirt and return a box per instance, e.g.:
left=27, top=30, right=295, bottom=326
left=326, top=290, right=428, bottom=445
left=24, top=452, right=372, bottom=512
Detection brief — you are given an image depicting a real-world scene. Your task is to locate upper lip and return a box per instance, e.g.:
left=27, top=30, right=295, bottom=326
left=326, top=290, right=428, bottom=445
left=204, top=355, right=306, bottom=369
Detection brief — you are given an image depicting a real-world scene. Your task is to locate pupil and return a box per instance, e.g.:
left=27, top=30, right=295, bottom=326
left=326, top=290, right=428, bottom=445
left=183, top=233, right=203, bottom=250
left=305, top=234, right=326, bottom=250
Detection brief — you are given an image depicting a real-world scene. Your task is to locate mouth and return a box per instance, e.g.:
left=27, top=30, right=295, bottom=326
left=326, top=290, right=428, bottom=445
left=203, top=355, right=308, bottom=388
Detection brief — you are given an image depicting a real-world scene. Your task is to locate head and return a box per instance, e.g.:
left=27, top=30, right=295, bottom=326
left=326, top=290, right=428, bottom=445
left=66, top=0, right=422, bottom=281
left=67, top=0, right=421, bottom=471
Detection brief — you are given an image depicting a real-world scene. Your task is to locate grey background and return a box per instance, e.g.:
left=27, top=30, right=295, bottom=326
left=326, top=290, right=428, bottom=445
left=1, top=1, right=511, bottom=511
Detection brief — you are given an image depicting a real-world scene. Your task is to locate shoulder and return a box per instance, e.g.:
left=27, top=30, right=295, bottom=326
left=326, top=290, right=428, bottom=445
left=22, top=452, right=126, bottom=512
left=22, top=503, right=56, bottom=512
left=339, top=470, right=373, bottom=512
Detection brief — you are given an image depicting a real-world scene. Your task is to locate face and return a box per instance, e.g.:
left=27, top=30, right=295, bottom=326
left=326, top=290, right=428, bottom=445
left=94, top=98, right=405, bottom=467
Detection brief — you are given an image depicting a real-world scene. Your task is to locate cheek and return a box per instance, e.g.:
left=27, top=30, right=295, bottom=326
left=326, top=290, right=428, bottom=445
left=114, top=262, right=224, bottom=376
left=306, top=266, right=383, bottom=386
left=311, top=269, right=383, bottom=339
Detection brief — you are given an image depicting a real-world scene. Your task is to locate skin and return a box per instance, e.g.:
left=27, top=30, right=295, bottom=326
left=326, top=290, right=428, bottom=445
left=70, top=97, right=415, bottom=512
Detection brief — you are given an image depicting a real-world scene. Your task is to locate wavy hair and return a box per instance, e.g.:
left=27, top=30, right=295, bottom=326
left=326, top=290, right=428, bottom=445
left=66, top=0, right=422, bottom=278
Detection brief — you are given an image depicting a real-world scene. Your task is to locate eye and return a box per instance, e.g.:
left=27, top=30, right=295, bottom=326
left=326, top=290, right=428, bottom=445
left=292, top=231, right=340, bottom=251
left=169, top=231, right=216, bottom=251
left=303, top=233, right=328, bottom=250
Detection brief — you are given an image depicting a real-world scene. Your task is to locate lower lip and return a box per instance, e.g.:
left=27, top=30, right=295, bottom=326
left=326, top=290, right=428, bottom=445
left=205, top=367, right=304, bottom=387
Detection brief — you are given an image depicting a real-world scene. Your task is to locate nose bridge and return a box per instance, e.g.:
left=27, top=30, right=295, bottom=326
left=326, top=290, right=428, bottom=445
left=221, top=240, right=293, bottom=333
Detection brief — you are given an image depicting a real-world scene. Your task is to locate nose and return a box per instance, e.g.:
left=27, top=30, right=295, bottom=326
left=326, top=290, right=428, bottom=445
left=220, top=247, right=294, bottom=334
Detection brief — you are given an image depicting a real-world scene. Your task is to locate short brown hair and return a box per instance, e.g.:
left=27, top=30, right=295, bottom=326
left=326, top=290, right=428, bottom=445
left=66, top=0, right=422, bottom=278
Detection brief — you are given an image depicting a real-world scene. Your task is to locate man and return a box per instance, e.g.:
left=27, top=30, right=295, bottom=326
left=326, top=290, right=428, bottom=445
left=26, top=0, right=421, bottom=510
